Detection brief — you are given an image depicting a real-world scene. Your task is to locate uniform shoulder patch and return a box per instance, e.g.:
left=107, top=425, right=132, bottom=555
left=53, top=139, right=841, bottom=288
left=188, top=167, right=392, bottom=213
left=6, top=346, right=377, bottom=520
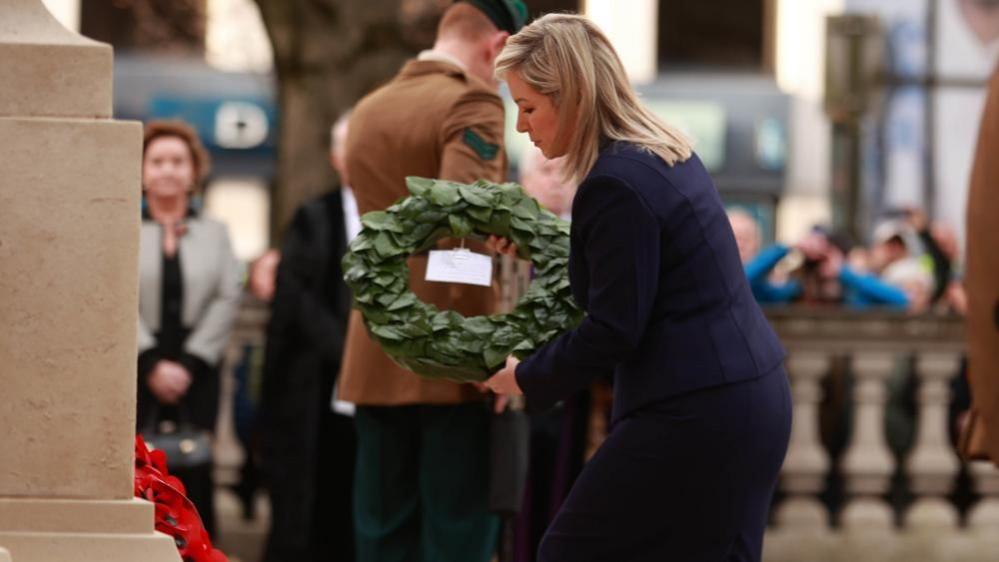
left=463, top=128, right=499, bottom=161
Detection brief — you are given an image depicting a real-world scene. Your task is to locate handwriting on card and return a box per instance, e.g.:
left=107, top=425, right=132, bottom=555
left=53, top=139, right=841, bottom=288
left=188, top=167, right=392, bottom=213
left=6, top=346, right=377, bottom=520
left=425, top=250, right=493, bottom=287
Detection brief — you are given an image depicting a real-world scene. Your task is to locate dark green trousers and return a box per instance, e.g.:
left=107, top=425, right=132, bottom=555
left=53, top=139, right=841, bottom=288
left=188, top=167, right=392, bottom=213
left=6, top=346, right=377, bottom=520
left=353, top=403, right=499, bottom=562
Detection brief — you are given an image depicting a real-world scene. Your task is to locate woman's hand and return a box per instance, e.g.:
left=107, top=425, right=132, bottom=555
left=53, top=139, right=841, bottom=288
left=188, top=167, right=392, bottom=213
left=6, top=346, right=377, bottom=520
left=147, top=360, right=192, bottom=404
left=483, top=355, right=524, bottom=413
left=486, top=235, right=519, bottom=257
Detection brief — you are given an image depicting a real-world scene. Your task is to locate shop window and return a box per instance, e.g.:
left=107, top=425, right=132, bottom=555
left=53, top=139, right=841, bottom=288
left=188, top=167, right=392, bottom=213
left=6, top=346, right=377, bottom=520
left=658, top=0, right=769, bottom=71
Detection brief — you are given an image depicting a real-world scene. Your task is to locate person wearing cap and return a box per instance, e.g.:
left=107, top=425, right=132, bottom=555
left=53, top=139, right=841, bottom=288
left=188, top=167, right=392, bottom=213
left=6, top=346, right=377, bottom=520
left=336, top=2, right=527, bottom=561
left=869, top=218, right=917, bottom=274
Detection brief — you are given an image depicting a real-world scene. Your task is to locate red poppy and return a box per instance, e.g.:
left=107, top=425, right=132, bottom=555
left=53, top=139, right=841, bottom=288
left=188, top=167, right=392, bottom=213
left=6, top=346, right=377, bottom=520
left=134, top=435, right=228, bottom=562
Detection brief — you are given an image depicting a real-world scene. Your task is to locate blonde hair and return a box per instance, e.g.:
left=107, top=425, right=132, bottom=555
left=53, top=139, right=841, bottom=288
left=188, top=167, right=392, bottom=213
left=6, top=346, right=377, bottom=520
left=495, top=13, right=692, bottom=183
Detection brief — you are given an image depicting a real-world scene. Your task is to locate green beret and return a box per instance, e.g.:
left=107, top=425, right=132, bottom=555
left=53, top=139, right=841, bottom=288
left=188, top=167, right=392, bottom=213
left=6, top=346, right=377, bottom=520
left=461, top=0, right=529, bottom=34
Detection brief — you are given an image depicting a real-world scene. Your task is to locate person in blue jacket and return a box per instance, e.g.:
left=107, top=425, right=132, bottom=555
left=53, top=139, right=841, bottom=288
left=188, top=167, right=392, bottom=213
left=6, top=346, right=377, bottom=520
left=745, top=243, right=803, bottom=303
left=483, top=14, right=792, bottom=562
left=728, top=208, right=802, bottom=304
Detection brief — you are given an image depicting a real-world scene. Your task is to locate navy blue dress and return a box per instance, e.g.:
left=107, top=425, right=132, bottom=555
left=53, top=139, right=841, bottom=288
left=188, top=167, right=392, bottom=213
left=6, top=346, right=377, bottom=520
left=515, top=142, right=792, bottom=562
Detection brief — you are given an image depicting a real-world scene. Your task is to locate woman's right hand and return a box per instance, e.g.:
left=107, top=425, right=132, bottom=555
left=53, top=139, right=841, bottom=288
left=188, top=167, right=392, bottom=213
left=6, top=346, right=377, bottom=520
left=147, top=360, right=192, bottom=404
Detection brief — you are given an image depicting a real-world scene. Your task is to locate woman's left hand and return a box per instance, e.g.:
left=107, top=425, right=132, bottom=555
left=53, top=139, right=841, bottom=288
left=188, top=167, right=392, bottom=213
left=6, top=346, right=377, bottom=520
left=484, top=356, right=523, bottom=412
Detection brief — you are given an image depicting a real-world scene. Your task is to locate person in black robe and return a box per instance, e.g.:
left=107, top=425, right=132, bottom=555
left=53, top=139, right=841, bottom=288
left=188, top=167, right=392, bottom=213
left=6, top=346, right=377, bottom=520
left=259, top=188, right=356, bottom=562
left=259, top=112, right=359, bottom=562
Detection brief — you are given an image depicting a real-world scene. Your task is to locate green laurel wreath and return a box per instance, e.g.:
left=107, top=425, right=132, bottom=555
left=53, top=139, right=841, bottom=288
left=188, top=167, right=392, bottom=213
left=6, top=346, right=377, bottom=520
left=341, top=176, right=583, bottom=382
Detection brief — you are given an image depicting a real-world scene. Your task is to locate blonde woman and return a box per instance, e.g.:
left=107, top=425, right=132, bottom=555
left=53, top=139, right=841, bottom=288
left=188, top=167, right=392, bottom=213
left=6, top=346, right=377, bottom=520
left=483, top=14, right=791, bottom=562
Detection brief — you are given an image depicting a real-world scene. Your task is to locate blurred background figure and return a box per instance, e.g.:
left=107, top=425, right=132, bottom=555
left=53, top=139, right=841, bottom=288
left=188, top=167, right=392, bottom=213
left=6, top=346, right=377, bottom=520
left=334, top=114, right=363, bottom=245
left=518, top=146, right=575, bottom=220
left=137, top=119, right=243, bottom=537
left=869, top=208, right=967, bottom=313
left=881, top=257, right=935, bottom=313
left=728, top=207, right=763, bottom=264
left=896, top=207, right=964, bottom=311
left=249, top=250, right=281, bottom=302
left=868, top=218, right=914, bottom=275
left=729, top=208, right=802, bottom=304
left=512, top=146, right=589, bottom=562
left=258, top=110, right=357, bottom=562
left=227, top=247, right=282, bottom=522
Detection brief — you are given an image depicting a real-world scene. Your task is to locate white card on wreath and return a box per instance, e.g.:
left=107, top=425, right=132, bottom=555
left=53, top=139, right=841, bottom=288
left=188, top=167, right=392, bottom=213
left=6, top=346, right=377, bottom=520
left=425, top=249, right=493, bottom=287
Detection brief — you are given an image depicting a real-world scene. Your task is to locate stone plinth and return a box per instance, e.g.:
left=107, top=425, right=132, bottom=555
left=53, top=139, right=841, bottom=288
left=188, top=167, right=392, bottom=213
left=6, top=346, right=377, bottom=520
left=0, top=499, right=178, bottom=560
left=0, top=118, right=139, bottom=499
left=0, top=0, right=111, bottom=118
left=0, top=1, right=180, bottom=561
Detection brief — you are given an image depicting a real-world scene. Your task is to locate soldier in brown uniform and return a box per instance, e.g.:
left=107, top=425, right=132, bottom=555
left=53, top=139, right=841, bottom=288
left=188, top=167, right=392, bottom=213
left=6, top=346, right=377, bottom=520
left=337, top=1, right=528, bottom=561
left=964, top=0, right=999, bottom=462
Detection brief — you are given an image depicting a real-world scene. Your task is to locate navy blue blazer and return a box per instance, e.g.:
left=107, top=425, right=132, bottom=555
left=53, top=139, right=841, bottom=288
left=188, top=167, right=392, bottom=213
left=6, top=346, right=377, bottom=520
left=515, top=142, right=786, bottom=422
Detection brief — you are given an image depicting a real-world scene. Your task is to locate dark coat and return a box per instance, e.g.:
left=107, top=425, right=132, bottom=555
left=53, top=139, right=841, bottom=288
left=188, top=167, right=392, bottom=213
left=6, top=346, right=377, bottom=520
left=259, top=190, right=355, bottom=562
left=516, top=142, right=786, bottom=422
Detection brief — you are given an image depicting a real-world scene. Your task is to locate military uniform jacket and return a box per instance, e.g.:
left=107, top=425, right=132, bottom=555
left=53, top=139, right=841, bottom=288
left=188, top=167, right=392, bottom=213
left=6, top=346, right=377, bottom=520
left=338, top=56, right=508, bottom=405
left=966, top=65, right=999, bottom=459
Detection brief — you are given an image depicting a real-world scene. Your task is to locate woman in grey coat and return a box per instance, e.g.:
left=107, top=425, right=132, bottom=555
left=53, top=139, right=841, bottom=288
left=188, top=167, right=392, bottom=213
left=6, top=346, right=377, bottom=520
left=137, top=120, right=242, bottom=535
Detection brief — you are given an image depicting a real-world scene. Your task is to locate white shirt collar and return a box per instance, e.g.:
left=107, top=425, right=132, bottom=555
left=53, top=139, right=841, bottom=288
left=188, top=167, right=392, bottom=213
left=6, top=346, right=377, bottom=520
left=417, top=50, right=467, bottom=72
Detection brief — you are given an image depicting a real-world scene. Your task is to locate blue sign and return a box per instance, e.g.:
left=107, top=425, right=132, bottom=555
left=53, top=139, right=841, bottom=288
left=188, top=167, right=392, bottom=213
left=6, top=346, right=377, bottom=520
left=149, top=95, right=278, bottom=152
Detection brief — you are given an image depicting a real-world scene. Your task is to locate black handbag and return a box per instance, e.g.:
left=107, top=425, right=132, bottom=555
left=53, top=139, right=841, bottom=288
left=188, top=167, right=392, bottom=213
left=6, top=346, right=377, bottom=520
left=140, top=404, right=213, bottom=471
left=488, top=398, right=530, bottom=516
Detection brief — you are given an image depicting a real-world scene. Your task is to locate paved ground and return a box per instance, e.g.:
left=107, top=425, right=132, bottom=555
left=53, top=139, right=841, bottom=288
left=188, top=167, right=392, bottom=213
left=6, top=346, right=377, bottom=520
left=214, top=489, right=270, bottom=562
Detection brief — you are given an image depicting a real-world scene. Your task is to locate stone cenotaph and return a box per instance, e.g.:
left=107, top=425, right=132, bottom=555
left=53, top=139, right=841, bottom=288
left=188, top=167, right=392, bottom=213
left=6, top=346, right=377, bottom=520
left=0, top=1, right=181, bottom=560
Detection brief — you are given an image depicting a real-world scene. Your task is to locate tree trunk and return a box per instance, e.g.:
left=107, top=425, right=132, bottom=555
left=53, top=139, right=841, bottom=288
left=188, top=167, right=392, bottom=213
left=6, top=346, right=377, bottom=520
left=80, top=0, right=206, bottom=54
left=255, top=0, right=446, bottom=239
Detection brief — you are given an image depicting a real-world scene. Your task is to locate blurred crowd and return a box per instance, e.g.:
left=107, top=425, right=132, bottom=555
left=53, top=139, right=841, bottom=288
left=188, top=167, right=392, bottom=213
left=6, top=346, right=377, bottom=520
left=728, top=207, right=966, bottom=315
